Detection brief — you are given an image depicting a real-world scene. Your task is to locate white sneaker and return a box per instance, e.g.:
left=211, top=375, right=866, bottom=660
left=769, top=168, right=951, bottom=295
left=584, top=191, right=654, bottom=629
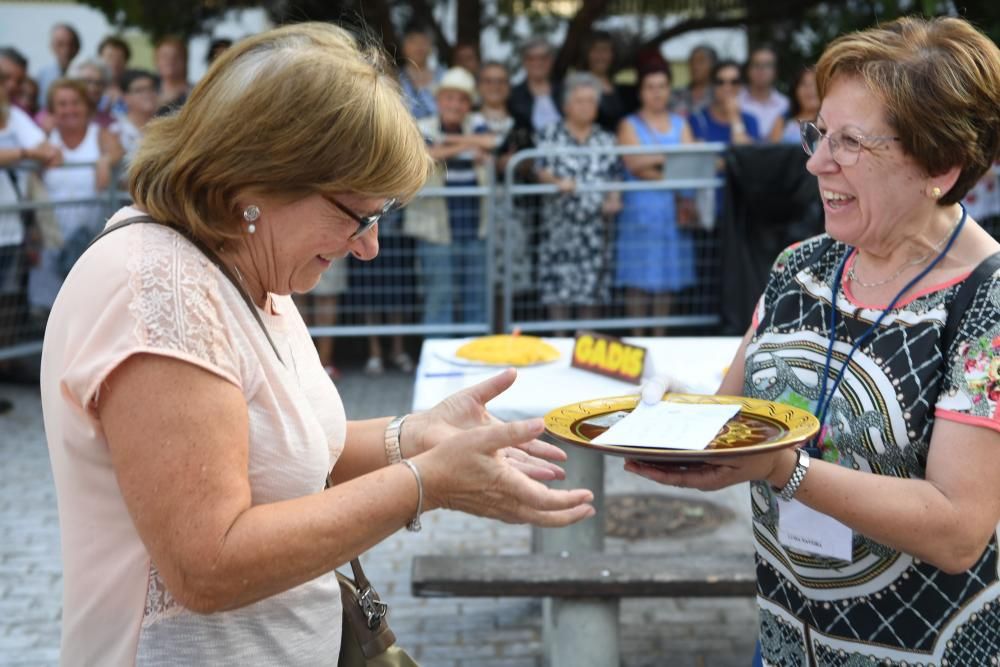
left=364, top=357, right=384, bottom=375
left=392, top=352, right=415, bottom=373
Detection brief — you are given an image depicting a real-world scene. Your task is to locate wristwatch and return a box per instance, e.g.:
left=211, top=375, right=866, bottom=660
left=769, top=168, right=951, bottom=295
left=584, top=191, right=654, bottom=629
left=383, top=414, right=408, bottom=466
left=776, top=448, right=810, bottom=501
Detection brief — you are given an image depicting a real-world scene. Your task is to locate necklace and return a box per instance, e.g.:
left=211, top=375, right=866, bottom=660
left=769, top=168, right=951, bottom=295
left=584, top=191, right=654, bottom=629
left=847, top=213, right=962, bottom=288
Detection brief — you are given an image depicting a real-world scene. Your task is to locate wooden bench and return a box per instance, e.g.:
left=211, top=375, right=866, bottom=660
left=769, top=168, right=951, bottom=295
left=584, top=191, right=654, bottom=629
left=412, top=552, right=756, bottom=667
left=411, top=552, right=756, bottom=598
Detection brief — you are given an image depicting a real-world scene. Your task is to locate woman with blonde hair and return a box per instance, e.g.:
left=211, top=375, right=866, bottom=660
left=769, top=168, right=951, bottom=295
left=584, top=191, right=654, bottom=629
left=635, top=17, right=1000, bottom=666
left=40, top=23, right=593, bottom=666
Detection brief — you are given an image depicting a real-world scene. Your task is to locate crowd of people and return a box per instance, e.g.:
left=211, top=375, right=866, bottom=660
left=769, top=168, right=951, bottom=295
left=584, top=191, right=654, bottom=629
left=1, top=21, right=998, bottom=381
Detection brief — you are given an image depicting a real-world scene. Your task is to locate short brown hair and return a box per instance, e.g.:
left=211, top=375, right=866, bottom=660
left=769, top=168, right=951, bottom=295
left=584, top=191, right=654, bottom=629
left=46, top=78, right=93, bottom=114
left=130, top=23, right=432, bottom=246
left=816, top=16, right=1000, bottom=205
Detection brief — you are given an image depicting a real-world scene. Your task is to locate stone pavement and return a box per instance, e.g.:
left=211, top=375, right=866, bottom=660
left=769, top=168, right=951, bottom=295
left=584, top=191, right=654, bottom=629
left=0, top=366, right=757, bottom=667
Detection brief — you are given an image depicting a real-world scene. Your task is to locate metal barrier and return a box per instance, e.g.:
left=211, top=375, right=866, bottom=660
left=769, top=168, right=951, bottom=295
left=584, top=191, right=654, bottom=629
left=12, top=147, right=992, bottom=363
left=501, top=143, right=726, bottom=335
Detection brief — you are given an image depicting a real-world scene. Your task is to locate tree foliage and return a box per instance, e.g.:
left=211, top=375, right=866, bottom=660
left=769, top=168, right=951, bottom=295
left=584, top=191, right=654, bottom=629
left=82, top=0, right=1000, bottom=85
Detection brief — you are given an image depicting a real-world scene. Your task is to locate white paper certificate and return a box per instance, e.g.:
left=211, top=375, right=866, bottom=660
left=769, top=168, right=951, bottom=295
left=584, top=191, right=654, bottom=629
left=591, top=401, right=741, bottom=450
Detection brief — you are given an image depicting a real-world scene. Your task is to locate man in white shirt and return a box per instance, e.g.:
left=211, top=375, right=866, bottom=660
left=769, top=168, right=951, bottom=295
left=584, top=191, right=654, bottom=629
left=738, top=45, right=789, bottom=143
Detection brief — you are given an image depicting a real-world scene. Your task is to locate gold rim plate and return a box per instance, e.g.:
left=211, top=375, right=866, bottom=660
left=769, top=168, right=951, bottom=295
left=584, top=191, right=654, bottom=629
left=544, top=393, right=819, bottom=463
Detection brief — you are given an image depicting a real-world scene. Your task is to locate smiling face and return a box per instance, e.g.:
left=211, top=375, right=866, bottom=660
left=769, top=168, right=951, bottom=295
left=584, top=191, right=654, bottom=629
left=238, top=192, right=382, bottom=297
left=51, top=86, right=91, bottom=133
left=807, top=75, right=931, bottom=249
left=436, top=88, right=471, bottom=127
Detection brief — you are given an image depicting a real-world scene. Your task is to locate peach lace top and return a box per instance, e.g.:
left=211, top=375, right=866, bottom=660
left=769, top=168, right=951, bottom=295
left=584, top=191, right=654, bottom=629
left=40, top=207, right=347, bottom=666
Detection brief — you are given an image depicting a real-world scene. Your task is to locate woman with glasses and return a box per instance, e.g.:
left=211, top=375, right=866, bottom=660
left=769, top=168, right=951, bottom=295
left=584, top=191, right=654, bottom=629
left=38, top=24, right=594, bottom=666
left=631, top=17, right=1000, bottom=666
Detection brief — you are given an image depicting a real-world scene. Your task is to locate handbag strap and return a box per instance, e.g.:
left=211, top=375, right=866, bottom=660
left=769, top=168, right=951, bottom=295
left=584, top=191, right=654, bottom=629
left=90, top=215, right=375, bottom=586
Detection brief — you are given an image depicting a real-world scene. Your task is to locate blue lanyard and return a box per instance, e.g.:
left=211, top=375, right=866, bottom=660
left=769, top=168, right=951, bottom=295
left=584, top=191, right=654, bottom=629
left=810, top=205, right=967, bottom=454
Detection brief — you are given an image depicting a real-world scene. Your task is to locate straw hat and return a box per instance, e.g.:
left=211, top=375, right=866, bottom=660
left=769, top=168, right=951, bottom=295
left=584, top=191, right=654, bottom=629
left=435, top=66, right=476, bottom=101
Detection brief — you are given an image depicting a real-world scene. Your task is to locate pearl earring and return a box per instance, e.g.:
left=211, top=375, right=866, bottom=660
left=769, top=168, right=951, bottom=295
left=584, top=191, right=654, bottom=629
left=243, top=205, right=261, bottom=234
left=930, top=186, right=942, bottom=199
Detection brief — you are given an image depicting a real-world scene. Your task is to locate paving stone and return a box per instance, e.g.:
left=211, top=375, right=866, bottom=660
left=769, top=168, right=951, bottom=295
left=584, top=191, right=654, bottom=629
left=1, top=370, right=761, bottom=665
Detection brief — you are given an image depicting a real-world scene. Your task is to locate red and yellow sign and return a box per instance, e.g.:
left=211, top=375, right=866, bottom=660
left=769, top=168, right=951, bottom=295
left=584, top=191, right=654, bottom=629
left=571, top=331, right=646, bottom=384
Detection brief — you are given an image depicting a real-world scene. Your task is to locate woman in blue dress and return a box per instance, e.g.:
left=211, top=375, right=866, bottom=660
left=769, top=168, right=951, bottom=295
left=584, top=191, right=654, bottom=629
left=615, top=60, right=697, bottom=335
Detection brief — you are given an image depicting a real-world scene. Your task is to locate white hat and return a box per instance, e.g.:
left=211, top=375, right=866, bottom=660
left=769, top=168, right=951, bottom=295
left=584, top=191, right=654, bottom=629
left=435, top=66, right=476, bottom=100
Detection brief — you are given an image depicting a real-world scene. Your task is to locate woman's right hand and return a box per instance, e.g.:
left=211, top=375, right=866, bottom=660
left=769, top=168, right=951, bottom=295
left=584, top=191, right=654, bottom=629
left=415, top=418, right=596, bottom=527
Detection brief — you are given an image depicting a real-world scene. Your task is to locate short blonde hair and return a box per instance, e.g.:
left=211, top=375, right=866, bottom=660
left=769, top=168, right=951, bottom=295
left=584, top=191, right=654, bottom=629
left=130, top=22, right=432, bottom=245
left=816, top=16, right=1000, bottom=206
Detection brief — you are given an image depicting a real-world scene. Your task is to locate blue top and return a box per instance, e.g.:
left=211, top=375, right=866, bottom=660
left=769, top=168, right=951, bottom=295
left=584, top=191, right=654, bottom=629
left=688, top=108, right=760, bottom=143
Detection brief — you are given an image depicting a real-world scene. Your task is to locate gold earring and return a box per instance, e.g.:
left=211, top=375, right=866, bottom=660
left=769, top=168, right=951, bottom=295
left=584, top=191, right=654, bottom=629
left=930, top=186, right=942, bottom=199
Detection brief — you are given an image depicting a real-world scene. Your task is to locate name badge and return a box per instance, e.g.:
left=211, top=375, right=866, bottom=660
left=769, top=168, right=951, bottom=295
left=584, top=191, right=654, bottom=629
left=571, top=330, right=646, bottom=385
left=777, top=498, right=853, bottom=562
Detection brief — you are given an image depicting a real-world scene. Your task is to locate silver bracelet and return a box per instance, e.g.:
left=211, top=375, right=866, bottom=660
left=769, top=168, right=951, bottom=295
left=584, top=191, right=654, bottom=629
left=777, top=448, right=810, bottom=501
left=400, top=459, right=423, bottom=532
left=384, top=415, right=408, bottom=466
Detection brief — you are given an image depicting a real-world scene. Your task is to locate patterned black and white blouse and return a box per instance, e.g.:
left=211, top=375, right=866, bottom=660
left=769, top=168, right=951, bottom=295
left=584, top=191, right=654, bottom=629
left=535, top=122, right=621, bottom=306
left=746, top=234, right=1000, bottom=667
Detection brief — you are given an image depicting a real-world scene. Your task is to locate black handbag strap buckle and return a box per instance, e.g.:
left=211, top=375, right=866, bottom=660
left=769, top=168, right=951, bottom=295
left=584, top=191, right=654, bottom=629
left=358, top=585, right=389, bottom=629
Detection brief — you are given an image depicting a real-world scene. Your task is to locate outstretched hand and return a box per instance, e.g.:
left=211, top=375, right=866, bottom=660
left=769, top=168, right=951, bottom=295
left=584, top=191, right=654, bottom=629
left=406, top=368, right=568, bottom=481
left=417, top=417, right=595, bottom=528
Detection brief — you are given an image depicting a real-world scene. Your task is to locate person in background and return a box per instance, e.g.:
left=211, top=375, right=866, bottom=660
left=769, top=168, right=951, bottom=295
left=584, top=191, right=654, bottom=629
left=69, top=59, right=114, bottom=129
left=739, top=45, right=789, bottom=144
left=297, top=258, right=348, bottom=379
left=689, top=60, right=758, bottom=145
left=206, top=38, right=233, bottom=66
left=616, top=59, right=697, bottom=336
left=110, top=70, right=157, bottom=168
left=97, top=36, right=130, bottom=117
left=35, top=24, right=81, bottom=109
left=581, top=31, right=627, bottom=132
left=670, top=44, right=716, bottom=118
left=0, top=48, right=29, bottom=111
left=508, top=37, right=563, bottom=134
left=404, top=67, right=494, bottom=327
left=154, top=36, right=191, bottom=115
left=634, top=17, right=1000, bottom=667
left=348, top=202, right=417, bottom=376
left=768, top=66, right=819, bottom=144
left=39, top=24, right=594, bottom=665
left=452, top=41, right=480, bottom=78
left=535, top=73, right=621, bottom=329
left=15, top=77, right=40, bottom=119
left=0, top=69, right=60, bottom=412
left=398, top=24, right=442, bottom=120
left=28, top=79, right=123, bottom=316
left=472, top=61, right=533, bottom=323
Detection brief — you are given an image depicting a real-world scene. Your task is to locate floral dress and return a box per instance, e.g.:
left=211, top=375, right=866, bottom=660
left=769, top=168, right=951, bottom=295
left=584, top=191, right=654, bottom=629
left=746, top=234, right=1000, bottom=666
left=535, top=122, right=621, bottom=306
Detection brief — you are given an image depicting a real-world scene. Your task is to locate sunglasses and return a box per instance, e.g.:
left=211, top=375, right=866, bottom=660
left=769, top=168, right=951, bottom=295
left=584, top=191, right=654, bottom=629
left=328, top=196, right=399, bottom=240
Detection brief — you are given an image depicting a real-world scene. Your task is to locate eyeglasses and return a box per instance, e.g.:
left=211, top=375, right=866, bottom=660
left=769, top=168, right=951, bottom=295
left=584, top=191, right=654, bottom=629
left=800, top=120, right=900, bottom=167
left=328, top=196, right=399, bottom=240
left=714, top=78, right=741, bottom=86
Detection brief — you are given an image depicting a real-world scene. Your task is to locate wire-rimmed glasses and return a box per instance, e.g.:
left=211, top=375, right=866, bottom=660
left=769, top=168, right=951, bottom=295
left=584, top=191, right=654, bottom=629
left=800, top=120, right=900, bottom=167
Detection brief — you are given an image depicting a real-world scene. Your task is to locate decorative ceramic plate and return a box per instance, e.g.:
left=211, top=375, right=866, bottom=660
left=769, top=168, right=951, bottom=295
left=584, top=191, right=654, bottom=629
left=544, top=393, right=819, bottom=464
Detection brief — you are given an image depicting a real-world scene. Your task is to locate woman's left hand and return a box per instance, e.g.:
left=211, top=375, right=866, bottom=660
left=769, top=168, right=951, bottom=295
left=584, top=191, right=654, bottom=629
left=405, top=368, right=568, bottom=481
left=624, top=446, right=794, bottom=492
